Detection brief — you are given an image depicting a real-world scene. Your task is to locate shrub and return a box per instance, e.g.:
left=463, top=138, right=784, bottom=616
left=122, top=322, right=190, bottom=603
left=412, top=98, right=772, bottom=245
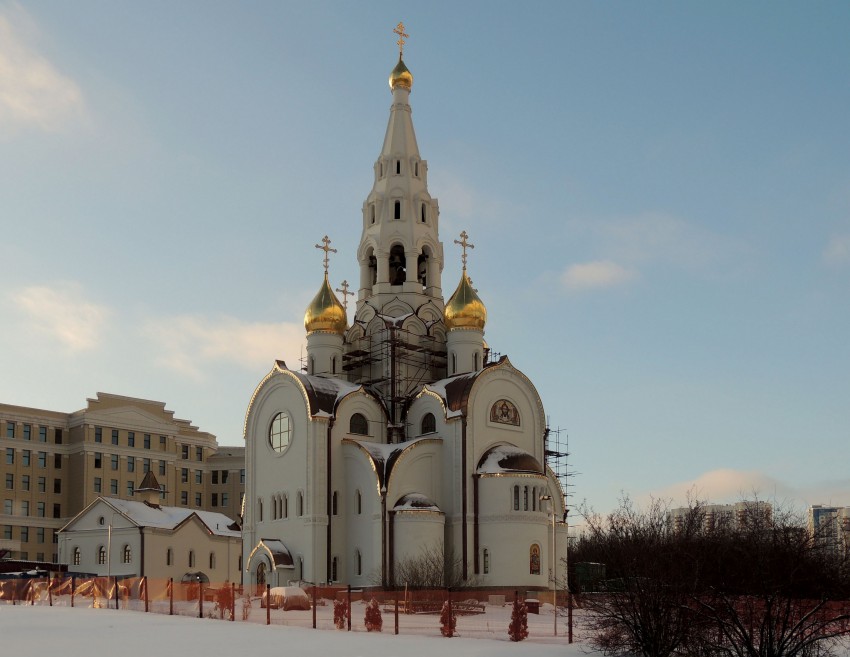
left=440, top=600, right=457, bottom=637
left=364, top=597, right=383, bottom=632
left=508, top=598, right=529, bottom=642
left=333, top=598, right=349, bottom=630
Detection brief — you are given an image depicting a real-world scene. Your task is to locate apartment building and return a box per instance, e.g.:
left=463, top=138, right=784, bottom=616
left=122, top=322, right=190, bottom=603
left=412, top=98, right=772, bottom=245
left=0, top=393, right=244, bottom=564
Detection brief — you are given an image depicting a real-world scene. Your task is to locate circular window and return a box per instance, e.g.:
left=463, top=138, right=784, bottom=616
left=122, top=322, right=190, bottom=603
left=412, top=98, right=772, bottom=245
left=269, top=412, right=293, bottom=453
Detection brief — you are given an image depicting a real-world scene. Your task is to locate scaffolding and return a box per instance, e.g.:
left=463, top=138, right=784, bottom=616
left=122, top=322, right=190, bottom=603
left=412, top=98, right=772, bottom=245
left=544, top=423, right=571, bottom=520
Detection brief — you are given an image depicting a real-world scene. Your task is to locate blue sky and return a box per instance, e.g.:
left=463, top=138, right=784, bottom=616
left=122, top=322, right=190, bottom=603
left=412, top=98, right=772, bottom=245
left=1, top=1, right=848, bottom=516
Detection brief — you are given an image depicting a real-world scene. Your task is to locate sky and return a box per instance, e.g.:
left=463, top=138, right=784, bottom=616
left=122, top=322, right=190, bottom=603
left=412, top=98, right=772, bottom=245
left=1, top=1, right=849, bottom=518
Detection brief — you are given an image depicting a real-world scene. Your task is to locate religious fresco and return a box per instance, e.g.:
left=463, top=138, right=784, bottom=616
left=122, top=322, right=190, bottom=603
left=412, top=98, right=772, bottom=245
left=490, top=399, right=520, bottom=426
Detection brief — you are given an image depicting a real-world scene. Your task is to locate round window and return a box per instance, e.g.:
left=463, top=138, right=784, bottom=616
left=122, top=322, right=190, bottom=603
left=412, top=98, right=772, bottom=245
left=269, top=412, right=293, bottom=453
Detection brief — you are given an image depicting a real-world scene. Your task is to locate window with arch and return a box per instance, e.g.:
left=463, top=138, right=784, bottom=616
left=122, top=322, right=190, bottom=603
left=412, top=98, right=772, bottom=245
left=524, top=486, right=529, bottom=511
left=417, top=252, right=428, bottom=288
left=238, top=555, right=243, bottom=571
left=414, top=161, right=419, bottom=177
left=355, top=490, right=362, bottom=515
left=257, top=498, right=263, bottom=522
left=167, top=548, right=173, bottom=566
left=355, top=549, right=362, bottom=576
left=283, top=494, right=288, bottom=518
left=483, top=548, right=490, bottom=575
left=189, top=550, right=195, bottom=568
left=370, top=204, right=376, bottom=224
left=421, top=413, right=436, bottom=434
left=122, top=544, right=131, bottom=564
left=73, top=547, right=80, bottom=566
left=532, top=487, right=537, bottom=511
left=420, top=203, right=426, bottom=223
left=530, top=544, right=541, bottom=575
left=350, top=413, right=368, bottom=435
left=309, top=356, right=314, bottom=375
left=451, top=353, right=457, bottom=375
left=513, top=485, right=520, bottom=511
left=393, top=200, right=401, bottom=220
left=209, top=552, right=216, bottom=569
left=297, top=491, right=303, bottom=516
left=389, top=244, right=406, bottom=284
left=331, top=356, right=337, bottom=374
left=97, top=546, right=106, bottom=565
left=269, top=412, right=292, bottom=453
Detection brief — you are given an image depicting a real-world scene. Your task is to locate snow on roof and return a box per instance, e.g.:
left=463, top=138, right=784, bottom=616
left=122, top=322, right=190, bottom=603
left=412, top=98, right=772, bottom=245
left=257, top=539, right=294, bottom=568
left=476, top=445, right=543, bottom=475
left=102, top=498, right=240, bottom=537
left=393, top=493, right=441, bottom=512
left=285, top=369, right=365, bottom=417
left=347, top=436, right=440, bottom=489
left=423, top=370, right=483, bottom=418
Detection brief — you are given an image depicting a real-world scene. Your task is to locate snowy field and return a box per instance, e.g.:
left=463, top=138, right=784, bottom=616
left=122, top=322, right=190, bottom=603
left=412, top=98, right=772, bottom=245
left=0, top=605, right=588, bottom=657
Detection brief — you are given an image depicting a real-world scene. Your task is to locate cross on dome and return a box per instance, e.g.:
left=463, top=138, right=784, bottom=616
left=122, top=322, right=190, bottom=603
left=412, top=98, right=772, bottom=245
left=454, top=230, right=475, bottom=270
left=336, top=280, right=353, bottom=312
left=315, top=235, right=337, bottom=274
left=393, top=22, right=408, bottom=56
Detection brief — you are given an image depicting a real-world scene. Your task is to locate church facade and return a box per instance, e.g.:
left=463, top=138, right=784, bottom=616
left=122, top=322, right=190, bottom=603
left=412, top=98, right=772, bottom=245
left=243, top=36, right=567, bottom=590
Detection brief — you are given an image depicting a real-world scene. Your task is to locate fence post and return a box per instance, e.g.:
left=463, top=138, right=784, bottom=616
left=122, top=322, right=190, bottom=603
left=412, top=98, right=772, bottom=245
left=169, top=578, right=174, bottom=615
left=394, top=588, right=399, bottom=635
left=447, top=587, right=453, bottom=638
left=144, top=577, right=149, bottom=613
left=312, top=586, right=317, bottom=629
left=568, top=591, right=573, bottom=643
left=231, top=582, right=235, bottom=621
left=199, top=582, right=204, bottom=619
left=48, top=577, right=53, bottom=607
left=347, top=585, right=352, bottom=631
left=71, top=575, right=75, bottom=608
left=266, top=584, right=271, bottom=625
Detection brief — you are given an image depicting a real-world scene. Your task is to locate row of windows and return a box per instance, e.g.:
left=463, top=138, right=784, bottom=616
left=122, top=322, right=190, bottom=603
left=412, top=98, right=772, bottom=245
left=368, top=200, right=430, bottom=224
left=93, top=428, right=166, bottom=450
left=512, top=485, right=550, bottom=513
left=377, top=158, right=422, bottom=179
left=5, top=474, right=61, bottom=493
left=3, top=499, right=61, bottom=517
left=5, top=448, right=60, bottom=469
left=73, top=545, right=239, bottom=571
left=2, top=525, right=56, bottom=544
left=12, top=551, right=54, bottom=562
left=179, top=444, right=204, bottom=461
left=4, top=422, right=62, bottom=444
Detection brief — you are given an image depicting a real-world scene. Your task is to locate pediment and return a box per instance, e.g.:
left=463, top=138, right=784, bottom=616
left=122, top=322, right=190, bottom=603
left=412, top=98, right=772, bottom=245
left=83, top=407, right=177, bottom=433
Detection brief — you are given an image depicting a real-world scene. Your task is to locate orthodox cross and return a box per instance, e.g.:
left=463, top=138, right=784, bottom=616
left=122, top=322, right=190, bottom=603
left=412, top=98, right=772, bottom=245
left=454, top=230, right=474, bottom=270
left=336, top=280, right=354, bottom=312
left=315, top=235, right=337, bottom=274
left=394, top=22, right=408, bottom=56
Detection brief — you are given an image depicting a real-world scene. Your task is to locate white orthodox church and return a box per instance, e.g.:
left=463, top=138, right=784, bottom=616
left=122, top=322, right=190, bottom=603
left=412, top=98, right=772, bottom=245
left=243, top=33, right=567, bottom=591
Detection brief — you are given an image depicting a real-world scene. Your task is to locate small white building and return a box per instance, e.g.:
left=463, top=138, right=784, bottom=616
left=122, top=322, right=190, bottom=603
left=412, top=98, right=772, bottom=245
left=58, top=472, right=242, bottom=583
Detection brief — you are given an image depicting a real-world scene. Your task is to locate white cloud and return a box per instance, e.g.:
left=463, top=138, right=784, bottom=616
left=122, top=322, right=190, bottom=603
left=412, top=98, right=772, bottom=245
left=143, top=316, right=306, bottom=380
left=10, top=282, right=109, bottom=352
left=561, top=260, right=637, bottom=291
left=0, top=3, right=86, bottom=135
left=645, top=468, right=850, bottom=510
left=823, top=234, right=850, bottom=267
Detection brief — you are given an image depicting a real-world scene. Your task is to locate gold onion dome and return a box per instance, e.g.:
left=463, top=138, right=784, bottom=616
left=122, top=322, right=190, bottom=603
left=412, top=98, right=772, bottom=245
left=444, top=271, right=487, bottom=330
left=389, top=56, right=413, bottom=91
left=304, top=274, right=347, bottom=335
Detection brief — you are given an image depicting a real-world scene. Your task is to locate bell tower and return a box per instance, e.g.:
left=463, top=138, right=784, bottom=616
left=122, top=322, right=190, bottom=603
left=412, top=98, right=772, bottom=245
left=355, top=23, right=444, bottom=315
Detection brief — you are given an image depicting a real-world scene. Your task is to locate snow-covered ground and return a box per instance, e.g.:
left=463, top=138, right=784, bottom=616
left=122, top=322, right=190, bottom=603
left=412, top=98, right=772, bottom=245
left=0, top=602, right=588, bottom=657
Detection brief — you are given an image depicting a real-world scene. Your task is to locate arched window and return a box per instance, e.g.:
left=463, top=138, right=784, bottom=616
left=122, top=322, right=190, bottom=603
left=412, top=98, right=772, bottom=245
left=257, top=498, right=263, bottom=522
left=513, top=485, right=520, bottom=511
left=297, top=491, right=303, bottom=517
left=421, top=203, right=426, bottom=222
left=524, top=486, right=529, bottom=511
left=167, top=548, right=173, bottom=566
left=393, top=200, right=401, bottom=220
left=389, top=244, right=406, bottom=284
left=417, top=252, right=428, bottom=288
left=421, top=413, right=436, bottom=434
left=189, top=550, right=195, bottom=568
left=414, top=161, right=419, bottom=177
left=73, top=547, right=80, bottom=566
left=530, top=544, right=541, bottom=575
left=122, top=544, right=131, bottom=564
left=355, top=549, right=362, bottom=576
left=355, top=490, right=362, bottom=515
left=97, top=546, right=106, bottom=565
left=283, top=494, right=288, bottom=518
left=350, top=413, right=369, bottom=435
left=238, top=555, right=243, bottom=571
left=309, top=356, right=314, bottom=375
left=474, top=352, right=479, bottom=371
left=532, top=487, right=537, bottom=512
left=483, top=548, right=490, bottom=575
left=370, top=204, right=376, bottom=224
left=209, top=552, right=216, bottom=569
left=331, top=356, right=336, bottom=374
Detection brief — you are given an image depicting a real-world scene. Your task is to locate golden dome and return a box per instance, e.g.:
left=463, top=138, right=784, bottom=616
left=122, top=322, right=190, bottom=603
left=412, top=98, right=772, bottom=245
left=444, top=271, right=487, bottom=330
left=389, top=56, right=413, bottom=91
left=304, top=274, right=347, bottom=335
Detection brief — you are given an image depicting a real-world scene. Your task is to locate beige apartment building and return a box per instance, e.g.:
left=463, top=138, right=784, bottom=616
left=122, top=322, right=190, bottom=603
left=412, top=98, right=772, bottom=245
left=0, top=393, right=244, bottom=564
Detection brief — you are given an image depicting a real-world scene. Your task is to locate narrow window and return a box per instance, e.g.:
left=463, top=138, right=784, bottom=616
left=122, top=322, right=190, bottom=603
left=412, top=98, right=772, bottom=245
left=414, top=161, right=419, bottom=176
left=332, top=556, right=338, bottom=582
left=483, top=549, right=490, bottom=574
left=421, top=203, right=426, bottom=223
left=395, top=160, right=401, bottom=174
left=189, top=550, right=195, bottom=568
left=355, top=550, right=362, bottom=576
left=513, top=485, right=520, bottom=511
left=167, top=548, right=173, bottom=566
left=258, top=498, right=263, bottom=522
left=332, top=491, right=338, bottom=516
left=209, top=552, right=216, bottom=569
left=331, top=356, right=336, bottom=374
left=394, top=200, right=401, bottom=220
left=530, top=544, right=541, bottom=575
left=98, top=546, right=106, bottom=565
left=370, top=204, right=376, bottom=224
left=524, top=486, right=529, bottom=511
left=356, top=490, right=362, bottom=515
left=283, top=494, right=288, bottom=518
left=297, top=491, right=303, bottom=516
left=474, top=352, right=479, bottom=371
left=123, top=545, right=131, bottom=563
left=451, top=353, right=457, bottom=375
left=73, top=547, right=80, bottom=566
left=532, top=487, right=537, bottom=511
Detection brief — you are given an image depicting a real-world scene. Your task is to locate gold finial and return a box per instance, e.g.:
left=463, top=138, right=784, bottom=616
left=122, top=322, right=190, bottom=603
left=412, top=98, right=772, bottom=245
left=336, top=280, right=353, bottom=312
left=454, top=230, right=475, bottom=270
left=394, top=22, right=408, bottom=56
left=315, top=235, right=337, bottom=274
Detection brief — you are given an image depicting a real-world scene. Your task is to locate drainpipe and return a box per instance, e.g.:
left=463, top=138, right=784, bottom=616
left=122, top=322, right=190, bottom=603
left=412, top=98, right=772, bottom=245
left=326, top=417, right=334, bottom=583
left=388, top=510, right=395, bottom=587
left=380, top=486, right=387, bottom=587
left=461, top=417, right=468, bottom=581
left=473, top=474, right=480, bottom=574
left=138, top=527, right=145, bottom=577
